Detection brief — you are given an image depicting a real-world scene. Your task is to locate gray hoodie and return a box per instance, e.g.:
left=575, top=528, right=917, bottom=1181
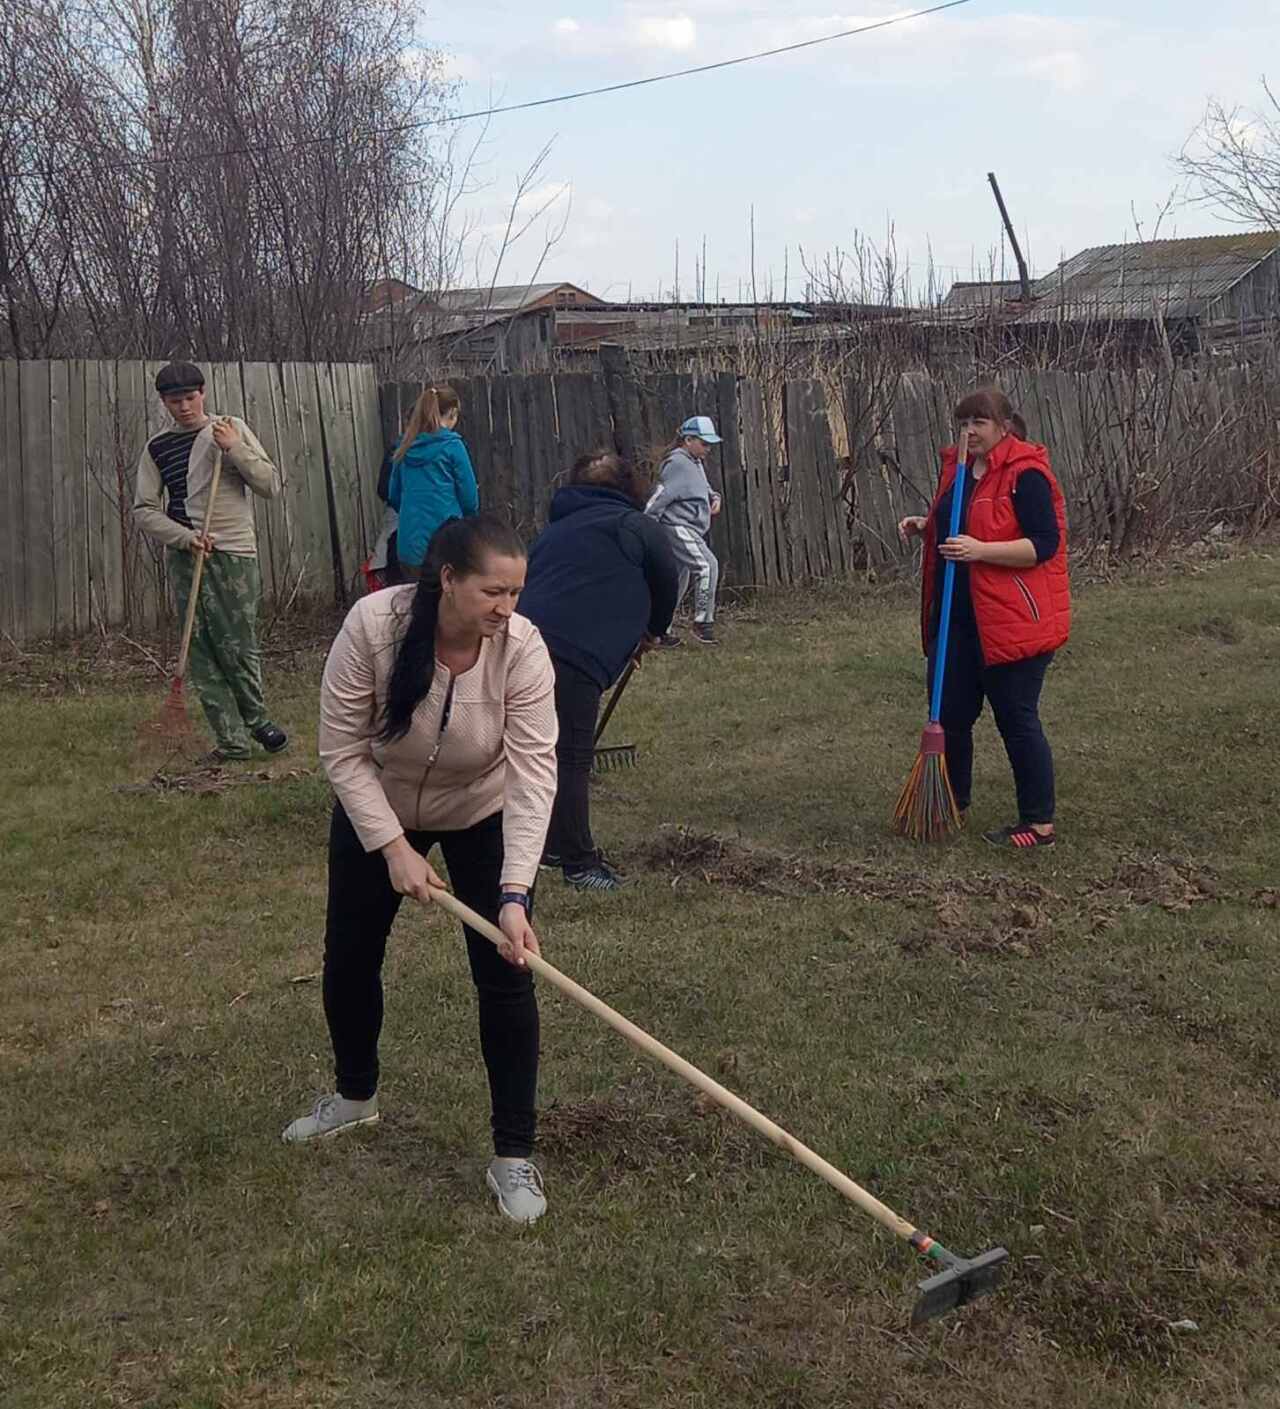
left=644, top=446, right=719, bottom=535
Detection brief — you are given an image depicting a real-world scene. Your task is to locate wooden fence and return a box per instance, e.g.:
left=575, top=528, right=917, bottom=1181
left=388, top=359, right=1280, bottom=588
left=5, top=355, right=1276, bottom=640
left=0, top=359, right=384, bottom=642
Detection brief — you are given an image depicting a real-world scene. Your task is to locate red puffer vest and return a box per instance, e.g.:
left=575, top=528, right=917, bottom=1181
left=920, top=436, right=1071, bottom=666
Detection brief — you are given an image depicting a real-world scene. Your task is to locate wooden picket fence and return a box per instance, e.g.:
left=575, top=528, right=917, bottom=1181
left=0, top=359, right=384, bottom=641
left=4, top=355, right=1275, bottom=641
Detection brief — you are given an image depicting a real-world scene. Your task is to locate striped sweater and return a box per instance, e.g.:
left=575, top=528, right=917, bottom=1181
left=133, top=415, right=279, bottom=556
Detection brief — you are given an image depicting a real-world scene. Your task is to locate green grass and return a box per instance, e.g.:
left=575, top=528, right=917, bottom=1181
left=3, top=551, right=1279, bottom=1407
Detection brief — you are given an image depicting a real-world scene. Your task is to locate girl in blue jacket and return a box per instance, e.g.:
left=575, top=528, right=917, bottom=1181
left=387, top=385, right=479, bottom=575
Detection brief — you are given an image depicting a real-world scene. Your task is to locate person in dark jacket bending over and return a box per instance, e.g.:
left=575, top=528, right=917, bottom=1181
left=899, top=388, right=1071, bottom=848
left=519, top=450, right=680, bottom=891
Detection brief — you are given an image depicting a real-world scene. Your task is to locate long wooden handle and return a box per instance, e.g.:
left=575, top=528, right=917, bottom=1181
left=174, top=449, right=225, bottom=680
left=594, top=657, right=639, bottom=745
left=423, top=885, right=920, bottom=1244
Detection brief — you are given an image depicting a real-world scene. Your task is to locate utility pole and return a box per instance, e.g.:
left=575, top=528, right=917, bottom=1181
left=987, top=172, right=1032, bottom=303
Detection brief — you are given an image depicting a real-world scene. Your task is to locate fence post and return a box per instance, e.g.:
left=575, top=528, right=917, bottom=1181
left=599, top=343, right=642, bottom=469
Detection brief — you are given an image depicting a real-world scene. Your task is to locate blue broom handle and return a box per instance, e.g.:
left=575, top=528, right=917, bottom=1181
left=928, top=458, right=968, bottom=723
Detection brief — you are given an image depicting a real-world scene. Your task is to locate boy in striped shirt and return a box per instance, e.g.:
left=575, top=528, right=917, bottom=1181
left=132, top=362, right=288, bottom=762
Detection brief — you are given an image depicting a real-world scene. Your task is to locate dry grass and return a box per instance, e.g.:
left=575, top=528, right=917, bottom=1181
left=2, top=551, right=1279, bottom=1407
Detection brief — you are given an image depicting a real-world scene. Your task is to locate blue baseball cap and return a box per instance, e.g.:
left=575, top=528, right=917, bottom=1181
left=679, top=415, right=722, bottom=444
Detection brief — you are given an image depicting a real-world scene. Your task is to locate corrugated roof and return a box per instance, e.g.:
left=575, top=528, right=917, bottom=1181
left=432, top=283, right=597, bottom=314
left=1018, top=232, right=1280, bottom=323
left=941, top=280, right=1025, bottom=311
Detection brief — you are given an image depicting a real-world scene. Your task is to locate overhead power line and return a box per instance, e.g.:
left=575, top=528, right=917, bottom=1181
left=443, top=0, right=976, bottom=125
left=13, top=0, right=975, bottom=181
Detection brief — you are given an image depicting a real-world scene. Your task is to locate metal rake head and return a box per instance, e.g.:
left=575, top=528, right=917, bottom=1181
left=912, top=1247, right=1009, bottom=1325
left=592, top=743, right=638, bottom=773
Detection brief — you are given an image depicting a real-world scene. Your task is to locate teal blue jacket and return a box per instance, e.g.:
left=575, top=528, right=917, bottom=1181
left=387, top=429, right=479, bottom=568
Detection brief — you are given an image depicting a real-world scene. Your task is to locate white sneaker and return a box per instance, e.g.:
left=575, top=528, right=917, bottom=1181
left=281, top=1093, right=379, bottom=1143
left=486, top=1157, right=547, bottom=1224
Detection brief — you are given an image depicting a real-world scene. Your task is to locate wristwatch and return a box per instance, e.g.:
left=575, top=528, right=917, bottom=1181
left=499, top=891, right=531, bottom=915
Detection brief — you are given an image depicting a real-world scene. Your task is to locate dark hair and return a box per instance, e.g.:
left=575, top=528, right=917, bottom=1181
left=953, top=386, right=1016, bottom=425
left=1010, top=412, right=1029, bottom=439
left=570, top=447, right=652, bottom=507
left=378, top=513, right=526, bottom=743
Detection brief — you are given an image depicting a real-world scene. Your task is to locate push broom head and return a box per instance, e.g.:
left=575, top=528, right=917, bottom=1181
left=912, top=1246, right=1009, bottom=1324
left=892, top=722, right=963, bottom=843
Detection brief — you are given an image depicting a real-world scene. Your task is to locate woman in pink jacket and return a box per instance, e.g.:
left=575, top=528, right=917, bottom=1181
left=283, top=515, right=559, bottom=1225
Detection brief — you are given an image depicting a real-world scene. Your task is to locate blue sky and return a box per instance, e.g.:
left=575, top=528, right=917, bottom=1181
left=432, top=1, right=1279, bottom=300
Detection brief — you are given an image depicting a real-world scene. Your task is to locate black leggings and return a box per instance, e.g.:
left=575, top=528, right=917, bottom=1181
left=926, top=629, right=1056, bottom=824
left=547, top=655, right=603, bottom=868
left=323, top=803, right=539, bottom=1156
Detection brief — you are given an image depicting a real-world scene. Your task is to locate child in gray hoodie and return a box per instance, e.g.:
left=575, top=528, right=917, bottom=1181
left=644, top=415, right=723, bottom=645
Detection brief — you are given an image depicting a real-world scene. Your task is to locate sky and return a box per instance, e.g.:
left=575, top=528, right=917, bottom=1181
left=426, top=0, right=1279, bottom=301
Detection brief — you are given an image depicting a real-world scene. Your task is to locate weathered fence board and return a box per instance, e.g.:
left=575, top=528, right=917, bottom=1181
left=64, top=361, right=90, bottom=635
left=242, top=361, right=288, bottom=600
left=1, top=361, right=23, bottom=637
left=738, top=378, right=783, bottom=587
left=351, top=363, right=388, bottom=571
left=83, top=360, right=123, bottom=629
left=20, top=361, right=55, bottom=637
left=711, top=371, right=753, bottom=586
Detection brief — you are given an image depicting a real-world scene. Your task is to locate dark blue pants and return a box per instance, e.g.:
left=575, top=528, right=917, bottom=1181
left=926, top=629, right=1056, bottom=825
left=547, top=655, right=602, bottom=869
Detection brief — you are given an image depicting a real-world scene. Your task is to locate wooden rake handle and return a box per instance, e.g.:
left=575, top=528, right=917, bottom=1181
left=594, top=655, right=639, bottom=746
left=422, top=885, right=920, bottom=1246
left=174, top=449, right=225, bottom=681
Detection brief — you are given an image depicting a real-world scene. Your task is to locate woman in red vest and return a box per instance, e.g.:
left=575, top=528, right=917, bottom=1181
left=899, top=388, right=1071, bottom=847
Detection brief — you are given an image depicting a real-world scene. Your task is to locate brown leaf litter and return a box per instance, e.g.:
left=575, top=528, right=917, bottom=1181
left=114, top=766, right=316, bottom=796
left=637, top=827, right=1251, bottom=959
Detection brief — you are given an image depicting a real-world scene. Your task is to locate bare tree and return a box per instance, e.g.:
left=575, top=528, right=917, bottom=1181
left=366, top=130, right=571, bottom=380
left=0, top=0, right=459, bottom=360
left=1177, top=80, right=1280, bottom=230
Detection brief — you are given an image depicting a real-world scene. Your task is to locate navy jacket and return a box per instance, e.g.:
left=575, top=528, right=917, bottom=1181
left=519, top=485, right=680, bottom=688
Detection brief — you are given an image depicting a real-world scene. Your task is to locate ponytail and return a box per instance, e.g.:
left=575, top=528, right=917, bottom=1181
left=393, top=383, right=463, bottom=462
left=378, top=513, right=526, bottom=742
left=379, top=572, right=442, bottom=742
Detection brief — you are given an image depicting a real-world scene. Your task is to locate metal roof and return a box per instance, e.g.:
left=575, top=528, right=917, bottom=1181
left=431, top=283, right=598, bottom=314
left=941, top=280, right=1025, bottom=311
left=1018, top=233, right=1280, bottom=323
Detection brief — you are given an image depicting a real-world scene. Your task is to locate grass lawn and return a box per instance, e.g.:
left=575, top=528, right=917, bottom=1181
left=2, top=550, right=1278, bottom=1408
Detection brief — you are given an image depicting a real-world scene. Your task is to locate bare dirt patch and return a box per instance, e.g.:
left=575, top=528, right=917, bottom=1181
left=636, top=829, right=1242, bottom=959
left=538, top=1079, right=762, bottom=1180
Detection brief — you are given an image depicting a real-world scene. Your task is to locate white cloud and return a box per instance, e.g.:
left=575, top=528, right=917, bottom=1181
left=630, top=15, right=697, bottom=51
left=549, top=10, right=698, bottom=57
left=435, top=48, right=483, bottom=82
left=1020, top=50, right=1087, bottom=95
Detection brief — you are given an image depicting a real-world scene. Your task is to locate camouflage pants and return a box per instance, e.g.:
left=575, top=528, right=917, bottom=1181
left=168, top=549, right=269, bottom=758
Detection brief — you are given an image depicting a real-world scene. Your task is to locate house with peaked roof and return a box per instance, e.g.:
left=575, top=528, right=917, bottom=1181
left=943, top=233, right=1280, bottom=355
left=362, top=280, right=607, bottom=371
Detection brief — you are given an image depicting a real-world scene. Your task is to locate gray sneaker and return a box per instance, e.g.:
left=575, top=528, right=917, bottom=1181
left=486, top=1157, right=547, bottom=1224
left=281, top=1093, right=379, bottom=1143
